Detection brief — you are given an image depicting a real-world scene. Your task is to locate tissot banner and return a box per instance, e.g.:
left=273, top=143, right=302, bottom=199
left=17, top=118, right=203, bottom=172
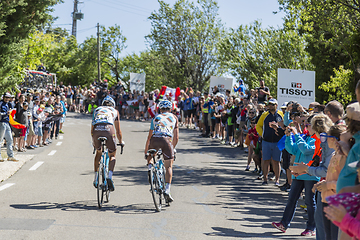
left=129, top=73, right=145, bottom=92
left=277, top=68, right=315, bottom=108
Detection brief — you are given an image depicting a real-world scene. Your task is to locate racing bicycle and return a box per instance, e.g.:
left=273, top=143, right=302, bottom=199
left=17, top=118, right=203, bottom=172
left=94, top=137, right=124, bottom=209
left=147, top=149, right=167, bottom=212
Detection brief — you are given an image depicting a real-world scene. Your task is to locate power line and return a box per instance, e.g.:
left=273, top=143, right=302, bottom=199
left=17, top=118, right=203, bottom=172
left=91, top=0, right=149, bottom=18
left=77, top=26, right=96, bottom=33
left=106, top=0, right=152, bottom=14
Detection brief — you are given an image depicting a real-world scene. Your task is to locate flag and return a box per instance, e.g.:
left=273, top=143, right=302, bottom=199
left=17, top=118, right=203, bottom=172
left=9, top=110, right=26, bottom=129
left=127, top=99, right=139, bottom=109
left=158, top=86, right=181, bottom=101
left=147, top=104, right=157, bottom=118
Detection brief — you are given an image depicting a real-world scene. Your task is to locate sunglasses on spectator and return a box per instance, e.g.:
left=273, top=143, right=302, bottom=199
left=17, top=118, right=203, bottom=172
left=320, top=132, right=339, bottom=143
left=268, top=103, right=276, bottom=106
left=249, top=111, right=256, bottom=114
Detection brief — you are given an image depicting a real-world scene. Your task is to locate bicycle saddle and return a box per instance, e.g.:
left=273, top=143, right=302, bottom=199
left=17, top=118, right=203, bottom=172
left=98, top=137, right=107, bottom=142
left=147, top=149, right=157, bottom=154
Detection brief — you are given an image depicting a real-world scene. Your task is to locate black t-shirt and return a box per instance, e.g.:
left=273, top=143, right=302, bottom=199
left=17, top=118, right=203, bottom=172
left=256, top=86, right=269, bottom=102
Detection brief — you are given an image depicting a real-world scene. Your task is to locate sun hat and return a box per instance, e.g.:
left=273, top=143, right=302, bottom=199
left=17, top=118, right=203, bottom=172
left=343, top=102, right=360, bottom=121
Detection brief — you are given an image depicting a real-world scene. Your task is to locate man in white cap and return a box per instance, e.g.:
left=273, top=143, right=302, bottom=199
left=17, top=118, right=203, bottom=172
left=256, top=98, right=284, bottom=185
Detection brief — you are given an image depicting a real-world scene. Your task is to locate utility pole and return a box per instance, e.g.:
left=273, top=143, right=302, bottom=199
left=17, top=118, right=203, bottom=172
left=97, top=23, right=101, bottom=82
left=71, top=0, right=78, bottom=37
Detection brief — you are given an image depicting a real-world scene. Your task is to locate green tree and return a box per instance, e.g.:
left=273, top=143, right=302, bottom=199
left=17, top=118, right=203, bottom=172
left=0, top=0, right=60, bottom=93
left=277, top=0, right=360, bottom=102
left=146, top=0, right=224, bottom=91
left=319, top=66, right=354, bottom=105
left=100, top=25, right=127, bottom=86
left=217, top=21, right=313, bottom=96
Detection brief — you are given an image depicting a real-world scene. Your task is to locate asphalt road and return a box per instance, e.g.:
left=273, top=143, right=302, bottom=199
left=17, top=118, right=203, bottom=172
left=0, top=112, right=315, bottom=240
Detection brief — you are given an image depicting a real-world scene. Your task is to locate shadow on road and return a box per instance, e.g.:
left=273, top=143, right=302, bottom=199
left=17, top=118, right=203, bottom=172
left=10, top=201, right=168, bottom=214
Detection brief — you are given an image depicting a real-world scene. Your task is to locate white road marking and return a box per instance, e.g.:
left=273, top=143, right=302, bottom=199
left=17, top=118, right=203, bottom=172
left=48, top=150, right=57, bottom=156
left=56, top=142, right=62, bottom=146
left=59, top=136, right=63, bottom=140
left=29, top=161, right=44, bottom=171
left=0, top=183, right=15, bottom=191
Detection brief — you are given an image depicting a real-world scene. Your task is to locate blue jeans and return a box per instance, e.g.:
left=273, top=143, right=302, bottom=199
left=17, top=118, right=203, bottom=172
left=281, top=179, right=317, bottom=230
left=315, top=191, right=326, bottom=239
left=0, top=122, right=14, bottom=158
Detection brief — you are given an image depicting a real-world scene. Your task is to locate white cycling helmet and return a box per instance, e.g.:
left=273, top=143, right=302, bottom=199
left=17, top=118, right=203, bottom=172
left=102, top=95, right=116, bottom=107
left=158, top=100, right=172, bottom=109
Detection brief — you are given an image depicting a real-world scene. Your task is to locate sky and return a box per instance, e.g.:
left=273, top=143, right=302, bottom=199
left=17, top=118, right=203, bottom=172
left=51, top=0, right=286, bottom=57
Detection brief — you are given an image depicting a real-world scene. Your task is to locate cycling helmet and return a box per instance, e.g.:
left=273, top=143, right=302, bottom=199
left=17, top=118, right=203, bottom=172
left=158, top=100, right=172, bottom=109
left=102, top=95, right=116, bottom=107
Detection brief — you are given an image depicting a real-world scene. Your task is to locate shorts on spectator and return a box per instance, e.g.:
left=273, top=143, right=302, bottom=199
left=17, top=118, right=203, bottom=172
left=34, top=125, right=43, bottom=136
left=139, top=106, right=145, bottom=112
left=66, top=98, right=73, bottom=106
left=20, top=127, right=27, bottom=137
left=60, top=116, right=66, bottom=123
left=184, top=110, right=193, bottom=118
left=262, top=140, right=282, bottom=161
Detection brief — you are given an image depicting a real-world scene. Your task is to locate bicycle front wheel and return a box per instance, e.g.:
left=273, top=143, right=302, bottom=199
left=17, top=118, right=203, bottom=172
left=97, top=167, right=105, bottom=209
left=149, top=168, right=161, bottom=212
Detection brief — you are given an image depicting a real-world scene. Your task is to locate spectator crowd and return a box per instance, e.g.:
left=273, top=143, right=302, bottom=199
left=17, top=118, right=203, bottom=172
left=1, top=76, right=360, bottom=240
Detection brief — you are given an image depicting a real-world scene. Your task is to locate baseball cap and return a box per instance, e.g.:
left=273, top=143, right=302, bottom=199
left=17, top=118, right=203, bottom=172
left=268, top=99, right=278, bottom=105
left=4, top=93, right=12, bottom=98
left=343, top=102, right=360, bottom=121
left=281, top=102, right=288, bottom=109
left=33, top=96, right=39, bottom=101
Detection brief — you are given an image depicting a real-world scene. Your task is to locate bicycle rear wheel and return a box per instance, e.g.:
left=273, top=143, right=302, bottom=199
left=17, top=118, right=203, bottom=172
left=97, top=166, right=105, bottom=209
left=149, top=168, right=161, bottom=212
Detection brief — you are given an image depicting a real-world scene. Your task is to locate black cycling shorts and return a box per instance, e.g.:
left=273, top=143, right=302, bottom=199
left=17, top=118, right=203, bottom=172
left=148, top=136, right=174, bottom=160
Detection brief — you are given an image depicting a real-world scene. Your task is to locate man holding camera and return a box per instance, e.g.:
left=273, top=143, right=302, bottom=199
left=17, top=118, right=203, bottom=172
left=256, top=98, right=284, bottom=185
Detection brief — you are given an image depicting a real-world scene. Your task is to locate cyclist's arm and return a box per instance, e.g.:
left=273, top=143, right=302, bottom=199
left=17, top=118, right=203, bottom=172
left=172, top=114, right=179, bottom=148
left=90, top=124, right=94, bottom=136
left=114, top=110, right=122, bottom=143
left=144, top=130, right=153, bottom=155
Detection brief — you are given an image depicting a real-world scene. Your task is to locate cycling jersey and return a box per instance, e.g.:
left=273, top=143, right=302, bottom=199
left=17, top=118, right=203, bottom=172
left=150, top=112, right=178, bottom=138
left=92, top=106, right=118, bottom=125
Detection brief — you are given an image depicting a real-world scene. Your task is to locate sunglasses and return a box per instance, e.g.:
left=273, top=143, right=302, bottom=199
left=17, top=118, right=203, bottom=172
left=268, top=103, right=276, bottom=106
left=320, top=133, right=339, bottom=143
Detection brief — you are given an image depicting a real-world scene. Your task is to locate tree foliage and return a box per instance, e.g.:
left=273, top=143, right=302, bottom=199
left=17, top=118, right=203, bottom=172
left=0, top=0, right=60, bottom=93
left=218, top=21, right=313, bottom=96
left=277, top=0, right=360, bottom=102
left=146, top=0, right=224, bottom=91
left=319, top=65, right=354, bottom=105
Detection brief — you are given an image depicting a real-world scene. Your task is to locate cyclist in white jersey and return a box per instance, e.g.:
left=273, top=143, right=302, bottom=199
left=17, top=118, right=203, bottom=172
left=91, top=95, right=123, bottom=191
left=145, top=100, right=179, bottom=202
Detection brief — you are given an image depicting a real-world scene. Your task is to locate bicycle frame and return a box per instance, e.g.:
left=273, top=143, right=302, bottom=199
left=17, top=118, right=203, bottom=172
left=148, top=149, right=166, bottom=212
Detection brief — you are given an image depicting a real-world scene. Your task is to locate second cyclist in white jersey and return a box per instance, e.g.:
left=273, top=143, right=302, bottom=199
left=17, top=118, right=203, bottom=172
left=145, top=100, right=179, bottom=202
left=91, top=96, right=123, bottom=191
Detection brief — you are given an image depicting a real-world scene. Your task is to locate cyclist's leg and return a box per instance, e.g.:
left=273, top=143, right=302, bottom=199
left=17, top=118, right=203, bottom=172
left=164, top=158, right=174, bottom=184
left=94, top=150, right=101, bottom=172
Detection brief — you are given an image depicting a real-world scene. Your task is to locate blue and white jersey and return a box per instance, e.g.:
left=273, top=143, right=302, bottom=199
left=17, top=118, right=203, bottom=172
left=150, top=112, right=178, bottom=138
left=92, top=106, right=118, bottom=125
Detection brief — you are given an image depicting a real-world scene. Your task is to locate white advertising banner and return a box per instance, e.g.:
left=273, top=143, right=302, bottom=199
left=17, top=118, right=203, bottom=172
left=277, top=68, right=315, bottom=108
left=209, top=76, right=236, bottom=96
left=129, top=73, right=145, bottom=92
